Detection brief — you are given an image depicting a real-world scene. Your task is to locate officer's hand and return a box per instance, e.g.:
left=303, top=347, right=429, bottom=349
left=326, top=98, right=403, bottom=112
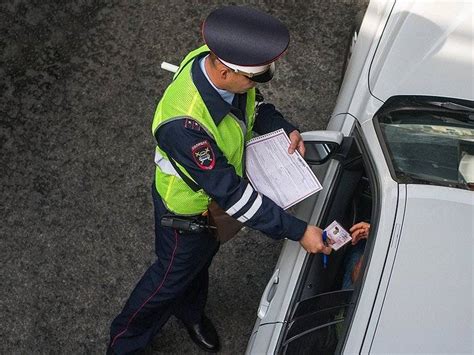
left=288, top=130, right=305, bottom=157
left=350, top=222, right=371, bottom=245
left=299, top=225, right=332, bottom=254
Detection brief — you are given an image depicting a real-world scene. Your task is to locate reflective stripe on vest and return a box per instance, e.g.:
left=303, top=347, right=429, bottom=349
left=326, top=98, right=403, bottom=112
left=154, top=150, right=180, bottom=178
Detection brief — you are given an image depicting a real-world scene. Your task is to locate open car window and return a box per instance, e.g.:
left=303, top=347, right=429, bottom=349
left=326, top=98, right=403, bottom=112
left=280, top=128, right=376, bottom=354
left=374, top=96, right=474, bottom=190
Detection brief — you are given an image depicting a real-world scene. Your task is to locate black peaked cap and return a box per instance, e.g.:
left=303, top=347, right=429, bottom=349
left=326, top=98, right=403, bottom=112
left=202, top=6, right=290, bottom=66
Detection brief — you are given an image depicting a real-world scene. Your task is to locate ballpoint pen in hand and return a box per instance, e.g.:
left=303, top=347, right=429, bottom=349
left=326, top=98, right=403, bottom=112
left=322, top=230, right=328, bottom=269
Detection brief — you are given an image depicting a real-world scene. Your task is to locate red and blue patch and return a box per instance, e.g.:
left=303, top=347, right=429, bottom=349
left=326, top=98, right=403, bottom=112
left=192, top=140, right=215, bottom=170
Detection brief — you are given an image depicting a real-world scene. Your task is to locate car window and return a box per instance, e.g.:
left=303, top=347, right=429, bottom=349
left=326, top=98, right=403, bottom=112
left=375, top=96, right=474, bottom=190
left=281, top=290, right=353, bottom=354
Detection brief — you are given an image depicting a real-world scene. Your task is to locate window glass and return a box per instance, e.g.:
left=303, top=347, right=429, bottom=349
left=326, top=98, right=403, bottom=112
left=283, top=320, right=344, bottom=354
left=282, top=292, right=351, bottom=355
left=376, top=98, right=474, bottom=190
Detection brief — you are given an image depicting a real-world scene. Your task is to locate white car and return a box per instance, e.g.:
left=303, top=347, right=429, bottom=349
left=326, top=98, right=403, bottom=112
left=246, top=0, right=473, bottom=353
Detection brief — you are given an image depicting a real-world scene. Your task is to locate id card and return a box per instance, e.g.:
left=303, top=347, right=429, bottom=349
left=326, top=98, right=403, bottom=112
left=324, top=221, right=352, bottom=251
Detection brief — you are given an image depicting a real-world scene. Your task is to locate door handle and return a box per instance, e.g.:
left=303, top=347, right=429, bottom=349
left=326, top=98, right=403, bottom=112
left=257, top=268, right=280, bottom=319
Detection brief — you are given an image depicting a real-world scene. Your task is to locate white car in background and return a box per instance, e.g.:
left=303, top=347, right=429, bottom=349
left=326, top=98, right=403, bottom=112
left=246, top=0, right=473, bottom=353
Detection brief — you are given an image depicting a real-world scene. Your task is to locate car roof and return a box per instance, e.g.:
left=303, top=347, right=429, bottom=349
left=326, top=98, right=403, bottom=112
left=369, top=0, right=473, bottom=102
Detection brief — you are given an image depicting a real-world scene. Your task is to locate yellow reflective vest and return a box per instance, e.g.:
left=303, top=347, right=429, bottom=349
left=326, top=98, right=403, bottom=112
left=152, top=45, right=256, bottom=215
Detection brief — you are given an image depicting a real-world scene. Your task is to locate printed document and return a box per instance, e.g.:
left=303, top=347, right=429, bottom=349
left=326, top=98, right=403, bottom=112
left=245, top=129, right=322, bottom=209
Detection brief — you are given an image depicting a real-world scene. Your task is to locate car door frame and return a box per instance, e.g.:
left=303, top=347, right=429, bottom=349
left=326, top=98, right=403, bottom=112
left=246, top=137, right=353, bottom=354
left=340, top=118, right=404, bottom=353
left=247, top=115, right=405, bottom=354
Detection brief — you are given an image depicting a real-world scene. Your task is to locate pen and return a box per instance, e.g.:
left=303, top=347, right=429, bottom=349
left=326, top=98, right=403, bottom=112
left=322, top=230, right=328, bottom=269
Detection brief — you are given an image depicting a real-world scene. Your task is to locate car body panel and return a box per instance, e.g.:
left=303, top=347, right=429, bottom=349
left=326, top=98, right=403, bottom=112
left=358, top=183, right=407, bottom=354
left=331, top=0, right=394, bottom=122
left=246, top=323, right=284, bottom=355
left=369, top=0, right=474, bottom=103
left=369, top=185, right=473, bottom=353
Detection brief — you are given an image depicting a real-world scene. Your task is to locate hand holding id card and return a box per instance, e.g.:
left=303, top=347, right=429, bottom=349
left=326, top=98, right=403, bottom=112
left=324, top=221, right=352, bottom=251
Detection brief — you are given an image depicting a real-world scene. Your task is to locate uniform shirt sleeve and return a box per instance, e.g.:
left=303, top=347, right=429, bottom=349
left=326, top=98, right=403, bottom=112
left=156, top=118, right=307, bottom=241
left=253, top=103, right=299, bottom=135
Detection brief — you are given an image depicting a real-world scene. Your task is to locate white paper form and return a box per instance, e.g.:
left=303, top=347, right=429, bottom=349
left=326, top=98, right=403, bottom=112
left=245, top=129, right=323, bottom=209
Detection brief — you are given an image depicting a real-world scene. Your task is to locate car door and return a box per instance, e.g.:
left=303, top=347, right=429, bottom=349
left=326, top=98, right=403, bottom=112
left=246, top=145, right=347, bottom=354
left=246, top=123, right=390, bottom=354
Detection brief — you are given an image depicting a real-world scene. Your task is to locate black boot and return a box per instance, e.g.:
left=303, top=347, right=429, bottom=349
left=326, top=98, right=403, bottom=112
left=184, top=315, right=220, bottom=353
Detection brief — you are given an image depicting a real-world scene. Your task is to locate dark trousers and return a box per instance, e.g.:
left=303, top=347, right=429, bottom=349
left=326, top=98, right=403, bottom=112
left=109, top=185, right=220, bottom=354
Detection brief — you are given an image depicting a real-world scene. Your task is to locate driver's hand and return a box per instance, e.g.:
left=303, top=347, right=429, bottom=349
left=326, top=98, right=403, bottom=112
left=350, top=222, right=371, bottom=245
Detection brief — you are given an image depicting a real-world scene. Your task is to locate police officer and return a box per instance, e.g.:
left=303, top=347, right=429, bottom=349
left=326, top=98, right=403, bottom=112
left=108, top=6, right=331, bottom=354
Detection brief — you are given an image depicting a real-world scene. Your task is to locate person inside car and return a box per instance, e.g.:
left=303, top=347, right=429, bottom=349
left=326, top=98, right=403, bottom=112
left=342, top=221, right=370, bottom=289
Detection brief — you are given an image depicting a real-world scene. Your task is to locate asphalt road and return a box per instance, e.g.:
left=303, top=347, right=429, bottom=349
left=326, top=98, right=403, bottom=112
left=1, top=1, right=367, bottom=353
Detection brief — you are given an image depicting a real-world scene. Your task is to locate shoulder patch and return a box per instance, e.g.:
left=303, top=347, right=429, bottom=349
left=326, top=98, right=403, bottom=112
left=192, top=140, right=215, bottom=170
left=184, top=119, right=202, bottom=131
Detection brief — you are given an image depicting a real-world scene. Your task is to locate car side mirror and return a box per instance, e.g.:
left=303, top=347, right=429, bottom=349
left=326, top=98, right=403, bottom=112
left=301, top=130, right=344, bottom=165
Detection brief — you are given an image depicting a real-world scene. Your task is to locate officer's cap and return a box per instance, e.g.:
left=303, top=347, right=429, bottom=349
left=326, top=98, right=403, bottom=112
left=202, top=6, right=289, bottom=83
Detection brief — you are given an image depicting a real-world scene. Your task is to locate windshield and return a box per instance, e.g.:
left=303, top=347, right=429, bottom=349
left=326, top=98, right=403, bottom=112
left=375, top=97, right=474, bottom=190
